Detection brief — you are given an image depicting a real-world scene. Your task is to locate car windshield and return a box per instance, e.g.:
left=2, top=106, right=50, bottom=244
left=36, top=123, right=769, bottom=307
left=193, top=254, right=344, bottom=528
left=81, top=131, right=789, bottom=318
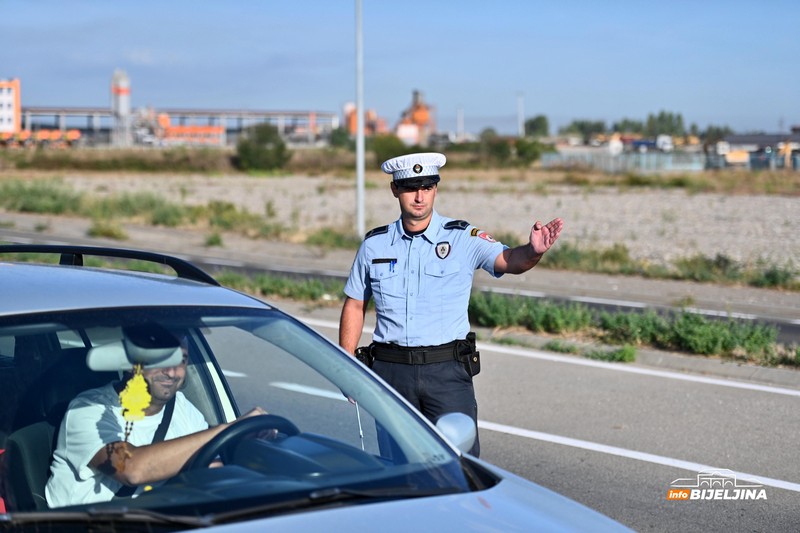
left=0, top=305, right=473, bottom=520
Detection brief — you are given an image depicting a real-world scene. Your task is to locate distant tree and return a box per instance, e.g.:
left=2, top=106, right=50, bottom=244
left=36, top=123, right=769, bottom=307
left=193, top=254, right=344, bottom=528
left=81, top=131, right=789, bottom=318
left=612, top=118, right=644, bottom=134
left=559, top=120, right=606, bottom=144
left=514, top=138, right=543, bottom=165
left=369, top=134, right=410, bottom=165
left=485, top=138, right=511, bottom=164
left=644, top=110, right=685, bottom=137
left=702, top=125, right=734, bottom=144
left=524, top=115, right=549, bottom=137
left=474, top=128, right=510, bottom=165
left=479, top=128, right=499, bottom=143
left=235, top=123, right=291, bottom=171
left=329, top=127, right=354, bottom=150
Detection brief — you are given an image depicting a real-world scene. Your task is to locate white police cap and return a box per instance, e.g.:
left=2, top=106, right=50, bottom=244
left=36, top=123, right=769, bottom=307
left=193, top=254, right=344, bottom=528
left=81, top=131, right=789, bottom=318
left=381, top=152, right=446, bottom=187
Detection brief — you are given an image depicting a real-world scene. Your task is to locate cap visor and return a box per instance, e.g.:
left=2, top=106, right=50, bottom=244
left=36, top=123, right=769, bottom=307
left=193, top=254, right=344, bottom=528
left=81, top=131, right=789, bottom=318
left=395, top=176, right=440, bottom=188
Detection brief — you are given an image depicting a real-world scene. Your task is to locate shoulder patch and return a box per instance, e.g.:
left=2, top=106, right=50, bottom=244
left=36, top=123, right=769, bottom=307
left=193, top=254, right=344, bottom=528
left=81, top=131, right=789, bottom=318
left=443, top=220, right=470, bottom=230
left=364, top=225, right=389, bottom=239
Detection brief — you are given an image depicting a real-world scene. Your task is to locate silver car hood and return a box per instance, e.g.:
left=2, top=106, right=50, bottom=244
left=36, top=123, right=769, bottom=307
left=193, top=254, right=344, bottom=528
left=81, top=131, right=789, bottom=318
left=212, top=463, right=631, bottom=532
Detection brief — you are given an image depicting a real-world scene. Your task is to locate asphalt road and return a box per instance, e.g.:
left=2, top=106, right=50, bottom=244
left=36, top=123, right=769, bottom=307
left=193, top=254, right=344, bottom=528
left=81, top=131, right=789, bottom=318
left=297, top=309, right=800, bottom=532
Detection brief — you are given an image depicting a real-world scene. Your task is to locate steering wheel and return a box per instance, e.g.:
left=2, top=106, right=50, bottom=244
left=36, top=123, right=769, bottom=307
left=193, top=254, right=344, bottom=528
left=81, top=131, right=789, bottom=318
left=183, top=414, right=299, bottom=471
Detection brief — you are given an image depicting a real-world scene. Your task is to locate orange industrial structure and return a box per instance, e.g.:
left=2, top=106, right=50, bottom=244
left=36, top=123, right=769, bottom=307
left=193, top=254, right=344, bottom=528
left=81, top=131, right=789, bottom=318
left=0, top=78, right=81, bottom=147
left=343, top=90, right=435, bottom=146
left=395, top=90, right=434, bottom=146
left=155, top=113, right=225, bottom=146
left=344, top=103, right=388, bottom=136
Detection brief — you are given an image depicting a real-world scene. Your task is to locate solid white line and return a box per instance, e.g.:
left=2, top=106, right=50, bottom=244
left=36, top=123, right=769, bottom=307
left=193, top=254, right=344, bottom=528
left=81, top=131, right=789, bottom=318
left=269, top=381, right=348, bottom=401
left=221, top=369, right=248, bottom=378
left=684, top=307, right=758, bottom=320
left=479, top=420, right=800, bottom=493
left=571, top=296, right=647, bottom=308
left=479, top=286, right=548, bottom=299
left=484, top=343, right=800, bottom=397
left=299, top=316, right=800, bottom=398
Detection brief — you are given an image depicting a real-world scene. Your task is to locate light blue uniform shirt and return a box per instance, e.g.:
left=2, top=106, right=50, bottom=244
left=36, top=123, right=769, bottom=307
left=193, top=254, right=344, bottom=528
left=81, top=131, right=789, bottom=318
left=344, top=210, right=508, bottom=347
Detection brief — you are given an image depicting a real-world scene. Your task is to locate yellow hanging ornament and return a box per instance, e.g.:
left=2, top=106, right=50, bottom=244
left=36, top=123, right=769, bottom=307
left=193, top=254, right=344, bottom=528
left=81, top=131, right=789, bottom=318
left=116, top=364, right=152, bottom=472
left=120, top=364, right=151, bottom=422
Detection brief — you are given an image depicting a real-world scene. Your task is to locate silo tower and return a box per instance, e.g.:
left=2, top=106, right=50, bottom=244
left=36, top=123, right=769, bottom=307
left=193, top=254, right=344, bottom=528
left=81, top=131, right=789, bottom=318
left=111, top=69, right=132, bottom=146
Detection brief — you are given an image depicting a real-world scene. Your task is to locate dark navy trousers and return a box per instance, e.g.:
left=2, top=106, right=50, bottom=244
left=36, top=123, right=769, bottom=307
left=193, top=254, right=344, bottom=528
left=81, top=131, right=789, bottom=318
left=372, top=359, right=479, bottom=457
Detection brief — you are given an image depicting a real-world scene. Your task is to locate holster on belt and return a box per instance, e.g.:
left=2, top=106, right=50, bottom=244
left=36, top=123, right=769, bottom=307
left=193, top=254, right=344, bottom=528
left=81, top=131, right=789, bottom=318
left=457, top=332, right=481, bottom=377
left=355, top=345, right=374, bottom=368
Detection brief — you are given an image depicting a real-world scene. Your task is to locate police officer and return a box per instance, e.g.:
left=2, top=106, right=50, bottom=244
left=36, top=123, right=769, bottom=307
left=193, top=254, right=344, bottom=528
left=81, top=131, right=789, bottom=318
left=339, top=152, right=562, bottom=457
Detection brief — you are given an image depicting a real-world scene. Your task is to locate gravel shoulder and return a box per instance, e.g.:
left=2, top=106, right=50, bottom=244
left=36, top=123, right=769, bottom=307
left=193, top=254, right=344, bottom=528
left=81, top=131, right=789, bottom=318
left=51, top=172, right=800, bottom=267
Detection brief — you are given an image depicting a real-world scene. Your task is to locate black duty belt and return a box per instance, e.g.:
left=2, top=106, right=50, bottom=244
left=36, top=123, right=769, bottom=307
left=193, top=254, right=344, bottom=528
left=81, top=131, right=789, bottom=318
left=371, top=340, right=460, bottom=365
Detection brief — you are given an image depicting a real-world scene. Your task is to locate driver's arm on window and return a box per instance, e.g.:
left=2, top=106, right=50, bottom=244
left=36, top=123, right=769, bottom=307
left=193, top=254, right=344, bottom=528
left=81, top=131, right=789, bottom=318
left=90, top=407, right=266, bottom=486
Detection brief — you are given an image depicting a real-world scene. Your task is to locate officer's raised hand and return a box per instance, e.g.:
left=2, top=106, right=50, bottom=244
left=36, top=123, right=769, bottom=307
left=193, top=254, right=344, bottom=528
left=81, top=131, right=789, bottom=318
left=530, top=218, right=564, bottom=255
left=496, top=217, right=564, bottom=275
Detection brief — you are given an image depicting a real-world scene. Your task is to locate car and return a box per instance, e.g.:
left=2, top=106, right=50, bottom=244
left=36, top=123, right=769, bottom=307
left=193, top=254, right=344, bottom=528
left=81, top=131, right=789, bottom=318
left=0, top=244, right=631, bottom=531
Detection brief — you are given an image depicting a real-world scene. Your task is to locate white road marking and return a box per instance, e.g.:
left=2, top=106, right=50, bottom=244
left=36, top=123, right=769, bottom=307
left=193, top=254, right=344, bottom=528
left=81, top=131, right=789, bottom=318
left=269, top=381, right=348, bottom=401
left=299, top=316, right=800, bottom=397
left=479, top=420, right=800, bottom=493
left=484, top=343, right=800, bottom=397
left=221, top=369, right=248, bottom=378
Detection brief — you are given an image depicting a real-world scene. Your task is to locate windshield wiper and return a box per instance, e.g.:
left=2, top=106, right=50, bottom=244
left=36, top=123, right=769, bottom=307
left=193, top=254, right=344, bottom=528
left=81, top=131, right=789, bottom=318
left=209, top=485, right=460, bottom=524
left=1, top=507, right=209, bottom=528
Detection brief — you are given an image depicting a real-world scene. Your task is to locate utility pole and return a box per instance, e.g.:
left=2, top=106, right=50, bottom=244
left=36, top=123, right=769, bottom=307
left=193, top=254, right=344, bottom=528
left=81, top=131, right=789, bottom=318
left=355, top=0, right=365, bottom=237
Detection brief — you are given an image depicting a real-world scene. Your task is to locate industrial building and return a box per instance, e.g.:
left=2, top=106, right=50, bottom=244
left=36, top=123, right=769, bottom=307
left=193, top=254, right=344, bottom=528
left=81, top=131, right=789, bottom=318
left=0, top=70, right=338, bottom=148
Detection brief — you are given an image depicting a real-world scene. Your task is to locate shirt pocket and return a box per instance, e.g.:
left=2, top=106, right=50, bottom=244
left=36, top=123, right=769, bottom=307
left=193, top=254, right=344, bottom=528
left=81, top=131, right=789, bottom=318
left=423, top=261, right=462, bottom=294
left=369, top=263, right=403, bottom=312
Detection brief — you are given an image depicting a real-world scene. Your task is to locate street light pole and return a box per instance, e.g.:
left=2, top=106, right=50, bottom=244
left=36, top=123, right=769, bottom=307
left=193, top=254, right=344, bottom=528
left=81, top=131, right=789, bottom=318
left=355, top=0, right=365, bottom=237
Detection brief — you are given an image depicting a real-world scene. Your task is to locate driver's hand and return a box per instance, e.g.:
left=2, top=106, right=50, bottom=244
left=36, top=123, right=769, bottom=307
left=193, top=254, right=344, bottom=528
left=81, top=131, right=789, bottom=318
left=255, top=429, right=280, bottom=441
left=240, top=406, right=268, bottom=419
left=239, top=407, right=279, bottom=440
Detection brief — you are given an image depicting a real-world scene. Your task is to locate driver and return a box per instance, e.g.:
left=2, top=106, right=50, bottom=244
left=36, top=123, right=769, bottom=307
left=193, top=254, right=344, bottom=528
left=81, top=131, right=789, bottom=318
left=45, top=339, right=266, bottom=508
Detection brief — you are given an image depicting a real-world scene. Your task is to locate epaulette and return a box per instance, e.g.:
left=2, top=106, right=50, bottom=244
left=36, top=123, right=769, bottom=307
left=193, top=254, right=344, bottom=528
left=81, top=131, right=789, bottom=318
left=443, top=219, right=470, bottom=230
left=364, top=225, right=389, bottom=239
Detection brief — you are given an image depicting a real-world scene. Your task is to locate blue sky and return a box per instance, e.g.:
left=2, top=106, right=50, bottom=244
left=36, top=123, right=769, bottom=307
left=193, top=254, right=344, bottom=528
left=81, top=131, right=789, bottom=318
left=2, top=0, right=797, bottom=135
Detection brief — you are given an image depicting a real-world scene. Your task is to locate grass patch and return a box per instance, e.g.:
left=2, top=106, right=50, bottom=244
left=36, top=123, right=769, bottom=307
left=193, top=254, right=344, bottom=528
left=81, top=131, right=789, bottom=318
left=0, top=179, right=84, bottom=214
left=584, top=345, right=637, bottom=362
left=468, top=292, right=783, bottom=365
left=216, top=271, right=344, bottom=302
left=542, top=340, right=580, bottom=354
left=205, top=232, right=223, bottom=247
left=544, top=242, right=798, bottom=291
left=305, top=228, right=363, bottom=250
left=87, top=220, right=128, bottom=240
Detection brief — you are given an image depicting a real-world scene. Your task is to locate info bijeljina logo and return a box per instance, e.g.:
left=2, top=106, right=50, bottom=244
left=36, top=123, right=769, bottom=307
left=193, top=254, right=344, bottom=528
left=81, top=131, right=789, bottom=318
left=667, top=469, right=767, bottom=501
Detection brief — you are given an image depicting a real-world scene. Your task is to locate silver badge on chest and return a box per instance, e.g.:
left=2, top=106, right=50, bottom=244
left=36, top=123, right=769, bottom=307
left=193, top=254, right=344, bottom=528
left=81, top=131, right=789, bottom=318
left=436, top=242, right=451, bottom=259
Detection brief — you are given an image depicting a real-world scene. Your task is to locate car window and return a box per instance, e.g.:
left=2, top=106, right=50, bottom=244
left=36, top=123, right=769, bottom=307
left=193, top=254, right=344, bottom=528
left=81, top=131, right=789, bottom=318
left=0, top=305, right=470, bottom=517
left=206, top=323, right=381, bottom=455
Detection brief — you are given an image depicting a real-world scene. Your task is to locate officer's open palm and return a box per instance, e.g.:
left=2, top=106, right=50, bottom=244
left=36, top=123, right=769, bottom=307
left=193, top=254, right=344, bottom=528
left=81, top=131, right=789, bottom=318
left=530, top=218, right=563, bottom=255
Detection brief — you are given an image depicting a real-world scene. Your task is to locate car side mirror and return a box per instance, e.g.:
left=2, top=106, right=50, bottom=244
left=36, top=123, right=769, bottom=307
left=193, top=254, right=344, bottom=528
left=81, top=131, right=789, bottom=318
left=435, top=413, right=476, bottom=454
